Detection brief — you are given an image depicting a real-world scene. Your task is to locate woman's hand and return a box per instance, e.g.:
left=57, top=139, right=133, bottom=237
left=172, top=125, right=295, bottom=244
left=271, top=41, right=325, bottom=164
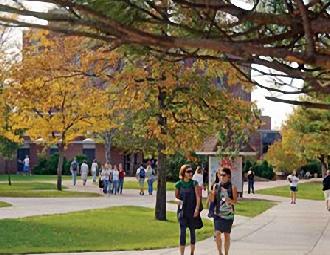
left=193, top=209, right=199, bottom=218
left=225, top=198, right=233, bottom=205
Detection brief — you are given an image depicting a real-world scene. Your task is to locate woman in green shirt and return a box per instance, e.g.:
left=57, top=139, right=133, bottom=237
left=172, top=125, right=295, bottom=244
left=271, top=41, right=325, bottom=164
left=175, top=165, right=201, bottom=255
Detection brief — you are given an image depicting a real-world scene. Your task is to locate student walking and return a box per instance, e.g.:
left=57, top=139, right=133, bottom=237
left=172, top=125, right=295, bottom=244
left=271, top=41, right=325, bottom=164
left=70, top=157, right=79, bottom=186
left=80, top=160, right=89, bottom=186
left=146, top=165, right=155, bottom=195
left=209, top=168, right=237, bottom=255
left=101, top=164, right=110, bottom=194
left=23, top=155, right=30, bottom=175
left=108, top=164, right=114, bottom=194
left=112, top=165, right=120, bottom=195
left=247, top=168, right=255, bottom=194
left=136, top=164, right=146, bottom=195
left=118, top=163, right=125, bottom=194
left=287, top=171, right=299, bottom=204
left=175, top=165, right=202, bottom=255
left=192, top=166, right=203, bottom=198
left=91, top=159, right=98, bottom=183
left=323, top=170, right=330, bottom=211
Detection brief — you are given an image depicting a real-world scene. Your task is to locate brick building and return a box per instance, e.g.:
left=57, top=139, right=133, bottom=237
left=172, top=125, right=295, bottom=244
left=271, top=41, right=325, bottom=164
left=0, top=137, right=143, bottom=175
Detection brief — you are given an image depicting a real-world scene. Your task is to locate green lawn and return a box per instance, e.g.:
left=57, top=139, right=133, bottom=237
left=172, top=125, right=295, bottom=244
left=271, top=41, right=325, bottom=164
left=235, top=199, right=276, bottom=217
left=0, top=206, right=213, bottom=254
left=169, top=198, right=276, bottom=218
left=0, top=175, right=71, bottom=182
left=124, top=180, right=176, bottom=191
left=0, top=201, right=11, bottom=208
left=257, top=182, right=324, bottom=201
left=0, top=182, right=100, bottom=198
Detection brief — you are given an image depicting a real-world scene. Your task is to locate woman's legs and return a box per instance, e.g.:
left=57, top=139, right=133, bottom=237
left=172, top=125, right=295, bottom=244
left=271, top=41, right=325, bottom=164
left=147, top=179, right=153, bottom=195
left=290, top=191, right=293, bottom=203
left=118, top=179, right=123, bottom=194
left=215, top=231, right=223, bottom=255
left=224, top=233, right=231, bottom=255
left=113, top=180, right=119, bottom=195
left=103, top=180, right=108, bottom=194
left=293, top=191, right=297, bottom=203
left=179, top=223, right=187, bottom=255
left=188, top=226, right=196, bottom=255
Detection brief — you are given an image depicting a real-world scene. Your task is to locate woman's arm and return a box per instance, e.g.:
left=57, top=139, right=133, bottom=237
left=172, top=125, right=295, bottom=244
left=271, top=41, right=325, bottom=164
left=231, top=185, right=238, bottom=205
left=194, top=185, right=201, bottom=217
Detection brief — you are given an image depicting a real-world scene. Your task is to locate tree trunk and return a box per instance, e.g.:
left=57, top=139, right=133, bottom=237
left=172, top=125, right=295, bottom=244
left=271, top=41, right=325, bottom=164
left=104, top=131, right=113, bottom=163
left=129, top=153, right=135, bottom=176
left=155, top=142, right=167, bottom=221
left=5, top=159, right=11, bottom=186
left=155, top=86, right=167, bottom=221
left=320, top=154, right=328, bottom=178
left=57, top=144, right=64, bottom=191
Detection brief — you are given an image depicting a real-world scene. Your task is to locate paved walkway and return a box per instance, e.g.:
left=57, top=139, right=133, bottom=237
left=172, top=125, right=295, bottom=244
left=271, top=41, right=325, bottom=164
left=1, top=179, right=329, bottom=255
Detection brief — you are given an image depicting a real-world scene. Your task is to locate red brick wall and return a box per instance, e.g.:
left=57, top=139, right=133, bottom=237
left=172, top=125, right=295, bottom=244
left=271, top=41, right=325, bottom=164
left=64, top=144, right=83, bottom=160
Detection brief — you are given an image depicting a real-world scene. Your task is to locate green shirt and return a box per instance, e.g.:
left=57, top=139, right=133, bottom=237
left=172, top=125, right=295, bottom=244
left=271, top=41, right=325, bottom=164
left=175, top=179, right=197, bottom=190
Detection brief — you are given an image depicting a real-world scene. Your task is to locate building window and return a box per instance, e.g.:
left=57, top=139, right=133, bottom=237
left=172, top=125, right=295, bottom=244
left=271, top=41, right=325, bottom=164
left=82, top=148, right=96, bottom=162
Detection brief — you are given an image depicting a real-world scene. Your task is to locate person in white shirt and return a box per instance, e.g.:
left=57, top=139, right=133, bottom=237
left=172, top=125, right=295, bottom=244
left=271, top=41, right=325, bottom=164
left=192, top=166, right=203, bottom=198
left=80, top=161, right=89, bottom=186
left=23, top=155, right=30, bottom=175
left=101, top=163, right=111, bottom=194
left=287, top=171, right=299, bottom=204
left=112, top=165, right=120, bottom=195
left=91, top=159, right=98, bottom=183
left=108, top=164, right=114, bottom=194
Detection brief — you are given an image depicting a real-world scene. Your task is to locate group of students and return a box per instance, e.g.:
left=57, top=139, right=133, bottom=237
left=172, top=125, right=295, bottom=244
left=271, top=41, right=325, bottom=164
left=69, top=157, right=126, bottom=195
left=99, top=162, right=126, bottom=195
left=175, top=165, right=237, bottom=255
left=70, top=157, right=99, bottom=186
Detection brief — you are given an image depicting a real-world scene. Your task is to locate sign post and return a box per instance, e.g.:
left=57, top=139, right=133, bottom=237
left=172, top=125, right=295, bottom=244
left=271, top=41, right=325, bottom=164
left=209, top=156, right=243, bottom=194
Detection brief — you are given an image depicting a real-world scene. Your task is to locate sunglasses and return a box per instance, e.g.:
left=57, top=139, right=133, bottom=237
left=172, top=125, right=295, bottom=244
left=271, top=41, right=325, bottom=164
left=186, top=170, right=193, bottom=174
left=220, top=173, right=227, bottom=177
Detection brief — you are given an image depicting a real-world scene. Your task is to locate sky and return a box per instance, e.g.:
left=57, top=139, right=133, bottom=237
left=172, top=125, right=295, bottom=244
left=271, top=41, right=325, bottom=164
left=5, top=0, right=300, bottom=130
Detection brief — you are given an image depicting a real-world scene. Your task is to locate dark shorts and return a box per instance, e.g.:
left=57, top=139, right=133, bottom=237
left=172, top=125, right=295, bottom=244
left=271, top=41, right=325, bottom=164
left=214, top=217, right=234, bottom=233
left=290, top=186, right=298, bottom=192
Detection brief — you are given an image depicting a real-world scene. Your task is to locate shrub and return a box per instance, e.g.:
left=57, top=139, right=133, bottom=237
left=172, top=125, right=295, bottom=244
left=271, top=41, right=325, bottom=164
left=300, top=160, right=321, bottom=177
left=33, top=153, right=70, bottom=175
left=252, top=160, right=274, bottom=180
left=166, top=153, right=208, bottom=182
left=243, top=160, right=253, bottom=174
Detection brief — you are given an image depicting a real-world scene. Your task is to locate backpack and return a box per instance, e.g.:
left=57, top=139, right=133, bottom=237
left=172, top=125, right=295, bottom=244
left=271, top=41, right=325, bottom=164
left=139, top=168, right=146, bottom=179
left=72, top=161, right=78, bottom=171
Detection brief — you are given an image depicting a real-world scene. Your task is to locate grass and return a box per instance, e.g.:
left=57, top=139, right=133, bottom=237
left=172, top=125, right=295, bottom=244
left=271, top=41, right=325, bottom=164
left=0, top=206, right=213, bottom=254
left=0, top=182, right=100, bottom=198
left=169, top=198, right=276, bottom=218
left=0, top=201, right=11, bottom=208
left=234, top=199, right=276, bottom=217
left=0, top=175, right=71, bottom=182
left=257, top=182, right=324, bottom=201
left=124, top=180, right=176, bottom=191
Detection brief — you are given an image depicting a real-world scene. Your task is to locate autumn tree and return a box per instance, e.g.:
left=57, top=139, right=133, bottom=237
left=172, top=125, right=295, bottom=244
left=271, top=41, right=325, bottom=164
left=0, top=25, right=21, bottom=185
left=266, top=95, right=330, bottom=174
left=7, top=32, right=109, bottom=190
left=107, top=56, right=259, bottom=220
left=0, top=0, right=329, bottom=109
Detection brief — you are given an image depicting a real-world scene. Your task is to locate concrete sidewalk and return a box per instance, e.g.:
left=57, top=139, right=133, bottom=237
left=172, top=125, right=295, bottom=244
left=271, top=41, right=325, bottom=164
left=1, top=179, right=329, bottom=255
left=28, top=197, right=329, bottom=255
